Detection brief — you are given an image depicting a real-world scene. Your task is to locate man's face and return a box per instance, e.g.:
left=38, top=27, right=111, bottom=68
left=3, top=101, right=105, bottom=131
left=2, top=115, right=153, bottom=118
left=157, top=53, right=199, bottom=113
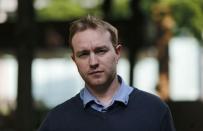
left=71, top=28, right=121, bottom=90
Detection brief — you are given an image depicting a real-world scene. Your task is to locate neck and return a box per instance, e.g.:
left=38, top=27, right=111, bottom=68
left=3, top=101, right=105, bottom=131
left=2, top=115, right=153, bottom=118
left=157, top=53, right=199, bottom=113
left=87, top=76, right=120, bottom=106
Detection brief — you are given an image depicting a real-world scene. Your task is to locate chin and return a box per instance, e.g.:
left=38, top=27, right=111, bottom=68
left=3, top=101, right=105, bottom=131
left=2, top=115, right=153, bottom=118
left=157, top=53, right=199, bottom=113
left=87, top=79, right=106, bottom=88
left=89, top=81, right=104, bottom=87
left=88, top=83, right=109, bottom=93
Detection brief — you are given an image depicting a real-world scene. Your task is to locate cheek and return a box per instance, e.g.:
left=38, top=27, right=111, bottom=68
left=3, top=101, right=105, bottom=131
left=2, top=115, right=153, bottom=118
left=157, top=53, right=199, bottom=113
left=110, top=53, right=119, bottom=62
left=103, top=55, right=118, bottom=68
left=75, top=61, right=87, bottom=72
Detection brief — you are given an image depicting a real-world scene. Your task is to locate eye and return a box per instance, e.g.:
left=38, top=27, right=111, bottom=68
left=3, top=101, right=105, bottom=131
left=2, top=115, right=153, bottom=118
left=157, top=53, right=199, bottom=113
left=95, top=48, right=108, bottom=55
left=77, top=51, right=89, bottom=58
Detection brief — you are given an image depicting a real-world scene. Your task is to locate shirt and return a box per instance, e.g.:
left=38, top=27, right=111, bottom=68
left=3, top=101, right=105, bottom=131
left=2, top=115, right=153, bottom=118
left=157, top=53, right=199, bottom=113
left=80, top=75, right=133, bottom=112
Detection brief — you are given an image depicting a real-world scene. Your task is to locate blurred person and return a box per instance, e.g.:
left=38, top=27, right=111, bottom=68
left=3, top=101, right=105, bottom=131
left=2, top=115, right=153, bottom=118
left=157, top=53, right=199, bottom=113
left=38, top=15, right=176, bottom=131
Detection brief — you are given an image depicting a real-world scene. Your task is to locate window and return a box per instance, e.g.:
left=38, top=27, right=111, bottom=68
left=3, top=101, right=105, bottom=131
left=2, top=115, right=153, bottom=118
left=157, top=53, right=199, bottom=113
left=133, top=54, right=159, bottom=95
left=169, top=36, right=200, bottom=101
left=32, top=50, right=83, bottom=108
left=0, top=54, right=17, bottom=115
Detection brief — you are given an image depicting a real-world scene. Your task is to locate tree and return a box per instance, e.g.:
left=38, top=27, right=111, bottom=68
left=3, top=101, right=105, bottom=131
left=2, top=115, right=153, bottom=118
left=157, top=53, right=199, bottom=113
left=141, top=0, right=203, bottom=100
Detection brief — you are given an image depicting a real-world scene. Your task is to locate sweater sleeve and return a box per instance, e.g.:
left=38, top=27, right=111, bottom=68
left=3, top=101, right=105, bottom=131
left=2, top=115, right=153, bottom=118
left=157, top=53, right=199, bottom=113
left=160, top=107, right=176, bottom=131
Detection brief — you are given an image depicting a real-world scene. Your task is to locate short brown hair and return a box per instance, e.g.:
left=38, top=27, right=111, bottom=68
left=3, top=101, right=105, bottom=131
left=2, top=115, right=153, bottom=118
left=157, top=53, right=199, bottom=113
left=69, top=15, right=118, bottom=50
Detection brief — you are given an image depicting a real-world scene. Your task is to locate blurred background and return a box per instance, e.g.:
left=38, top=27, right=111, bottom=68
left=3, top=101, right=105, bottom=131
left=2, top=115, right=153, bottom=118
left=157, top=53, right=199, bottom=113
left=0, top=0, right=203, bottom=131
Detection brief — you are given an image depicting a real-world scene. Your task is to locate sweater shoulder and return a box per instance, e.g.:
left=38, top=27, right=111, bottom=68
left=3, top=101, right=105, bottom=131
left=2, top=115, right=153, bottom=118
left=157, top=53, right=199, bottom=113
left=47, top=93, right=82, bottom=117
left=38, top=93, right=82, bottom=130
left=130, top=88, right=169, bottom=110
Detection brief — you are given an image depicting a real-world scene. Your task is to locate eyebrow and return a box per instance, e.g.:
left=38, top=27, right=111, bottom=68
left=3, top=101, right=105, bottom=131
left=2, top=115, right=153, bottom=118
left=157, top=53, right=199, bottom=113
left=94, top=45, right=109, bottom=50
left=75, top=44, right=110, bottom=56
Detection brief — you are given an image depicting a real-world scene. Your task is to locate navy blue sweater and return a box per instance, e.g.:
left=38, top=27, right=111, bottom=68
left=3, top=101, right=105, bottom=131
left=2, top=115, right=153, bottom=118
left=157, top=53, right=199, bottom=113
left=39, top=88, right=176, bottom=131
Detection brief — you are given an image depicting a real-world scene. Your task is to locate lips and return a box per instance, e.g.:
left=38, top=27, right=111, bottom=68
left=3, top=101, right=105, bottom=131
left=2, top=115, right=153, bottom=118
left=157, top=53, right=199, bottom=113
left=88, top=71, right=104, bottom=75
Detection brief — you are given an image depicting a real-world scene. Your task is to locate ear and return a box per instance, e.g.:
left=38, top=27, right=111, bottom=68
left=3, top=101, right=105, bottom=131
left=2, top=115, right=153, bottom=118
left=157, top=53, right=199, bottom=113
left=115, top=44, right=122, bottom=61
left=115, top=44, right=122, bottom=56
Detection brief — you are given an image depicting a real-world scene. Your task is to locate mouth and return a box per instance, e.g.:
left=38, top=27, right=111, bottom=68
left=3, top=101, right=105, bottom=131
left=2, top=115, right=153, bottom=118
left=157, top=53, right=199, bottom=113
left=88, top=71, right=104, bottom=75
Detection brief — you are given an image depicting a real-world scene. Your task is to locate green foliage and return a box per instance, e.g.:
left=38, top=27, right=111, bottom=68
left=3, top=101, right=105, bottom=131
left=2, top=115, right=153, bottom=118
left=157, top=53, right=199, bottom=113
left=170, top=0, right=203, bottom=40
left=141, top=0, right=203, bottom=40
left=36, top=0, right=102, bottom=21
left=140, top=0, right=159, bottom=16
left=36, top=0, right=132, bottom=20
left=112, top=0, right=131, bottom=19
left=36, top=0, right=203, bottom=40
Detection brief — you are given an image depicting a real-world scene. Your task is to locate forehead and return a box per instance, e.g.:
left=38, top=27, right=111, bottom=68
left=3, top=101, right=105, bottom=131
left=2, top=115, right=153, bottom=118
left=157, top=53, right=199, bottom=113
left=71, top=28, right=112, bottom=50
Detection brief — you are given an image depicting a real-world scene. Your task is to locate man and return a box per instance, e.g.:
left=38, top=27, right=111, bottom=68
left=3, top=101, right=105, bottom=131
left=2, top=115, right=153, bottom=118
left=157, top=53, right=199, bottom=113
left=39, top=15, right=176, bottom=131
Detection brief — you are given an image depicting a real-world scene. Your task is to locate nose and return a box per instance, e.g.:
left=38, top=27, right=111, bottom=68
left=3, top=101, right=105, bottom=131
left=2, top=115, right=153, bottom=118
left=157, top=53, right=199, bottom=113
left=89, top=53, right=99, bottom=69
